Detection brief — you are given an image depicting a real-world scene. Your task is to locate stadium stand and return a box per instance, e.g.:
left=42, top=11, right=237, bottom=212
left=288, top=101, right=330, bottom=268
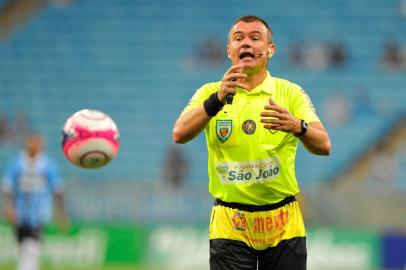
left=0, top=0, right=405, bottom=189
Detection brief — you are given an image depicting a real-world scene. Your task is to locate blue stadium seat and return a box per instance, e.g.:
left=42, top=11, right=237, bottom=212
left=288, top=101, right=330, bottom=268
left=0, top=0, right=404, bottom=185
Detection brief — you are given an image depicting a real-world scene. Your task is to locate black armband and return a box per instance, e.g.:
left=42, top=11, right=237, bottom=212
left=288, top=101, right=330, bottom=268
left=203, top=92, right=224, bottom=117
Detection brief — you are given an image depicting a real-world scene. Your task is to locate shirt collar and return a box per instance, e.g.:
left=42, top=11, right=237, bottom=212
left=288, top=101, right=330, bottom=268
left=247, top=71, right=274, bottom=95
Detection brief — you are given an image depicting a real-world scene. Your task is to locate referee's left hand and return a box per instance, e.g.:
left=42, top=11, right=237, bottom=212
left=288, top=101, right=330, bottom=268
left=260, top=98, right=301, bottom=134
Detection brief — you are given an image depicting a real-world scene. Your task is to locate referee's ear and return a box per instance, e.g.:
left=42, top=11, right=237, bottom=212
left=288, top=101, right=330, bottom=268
left=268, top=44, right=276, bottom=58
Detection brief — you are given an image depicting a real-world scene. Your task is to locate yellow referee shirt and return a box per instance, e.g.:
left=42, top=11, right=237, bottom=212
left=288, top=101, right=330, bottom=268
left=183, top=72, right=320, bottom=205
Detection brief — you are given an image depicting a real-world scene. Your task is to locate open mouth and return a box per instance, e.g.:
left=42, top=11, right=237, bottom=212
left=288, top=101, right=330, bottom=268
left=239, top=52, right=255, bottom=60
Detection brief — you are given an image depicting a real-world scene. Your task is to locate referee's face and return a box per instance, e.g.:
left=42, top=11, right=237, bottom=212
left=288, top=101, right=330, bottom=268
left=227, top=21, right=273, bottom=73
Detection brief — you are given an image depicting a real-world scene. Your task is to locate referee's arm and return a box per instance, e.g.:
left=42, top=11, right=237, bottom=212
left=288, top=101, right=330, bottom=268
left=173, top=105, right=211, bottom=144
left=260, top=98, right=331, bottom=156
left=298, top=121, right=331, bottom=156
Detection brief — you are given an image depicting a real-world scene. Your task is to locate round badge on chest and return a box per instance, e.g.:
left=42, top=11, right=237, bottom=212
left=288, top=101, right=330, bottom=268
left=242, top=120, right=256, bottom=135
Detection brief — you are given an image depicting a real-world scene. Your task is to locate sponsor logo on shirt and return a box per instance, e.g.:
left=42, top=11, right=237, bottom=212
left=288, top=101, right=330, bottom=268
left=215, top=157, right=280, bottom=184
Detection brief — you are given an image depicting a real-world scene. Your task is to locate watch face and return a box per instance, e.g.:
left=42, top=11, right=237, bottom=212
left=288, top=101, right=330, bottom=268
left=303, top=121, right=308, bottom=129
left=295, top=120, right=308, bottom=137
left=294, top=120, right=308, bottom=137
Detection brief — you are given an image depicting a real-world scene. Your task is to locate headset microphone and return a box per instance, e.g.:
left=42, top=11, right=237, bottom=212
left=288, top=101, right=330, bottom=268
left=255, top=50, right=271, bottom=58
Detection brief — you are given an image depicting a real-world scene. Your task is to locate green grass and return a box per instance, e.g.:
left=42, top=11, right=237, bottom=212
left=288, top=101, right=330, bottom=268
left=1, top=265, right=162, bottom=270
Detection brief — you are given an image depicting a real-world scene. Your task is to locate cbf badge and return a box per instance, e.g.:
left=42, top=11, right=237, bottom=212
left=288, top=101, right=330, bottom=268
left=216, top=120, right=232, bottom=143
left=242, top=120, right=256, bottom=135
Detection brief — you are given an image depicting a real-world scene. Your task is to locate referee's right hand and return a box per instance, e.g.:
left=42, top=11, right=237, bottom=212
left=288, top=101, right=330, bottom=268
left=218, top=64, right=249, bottom=103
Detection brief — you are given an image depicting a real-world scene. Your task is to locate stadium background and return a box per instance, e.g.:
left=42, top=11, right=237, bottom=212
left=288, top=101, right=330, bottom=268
left=0, top=0, right=405, bottom=269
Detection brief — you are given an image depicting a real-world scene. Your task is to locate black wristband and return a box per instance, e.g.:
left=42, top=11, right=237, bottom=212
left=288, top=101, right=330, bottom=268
left=203, top=92, right=224, bottom=117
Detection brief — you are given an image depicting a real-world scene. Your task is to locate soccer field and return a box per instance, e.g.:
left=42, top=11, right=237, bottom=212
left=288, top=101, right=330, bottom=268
left=1, top=265, right=162, bottom=270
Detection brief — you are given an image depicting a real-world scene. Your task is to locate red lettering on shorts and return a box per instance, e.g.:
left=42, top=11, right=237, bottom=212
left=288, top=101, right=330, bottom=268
left=252, top=210, right=290, bottom=233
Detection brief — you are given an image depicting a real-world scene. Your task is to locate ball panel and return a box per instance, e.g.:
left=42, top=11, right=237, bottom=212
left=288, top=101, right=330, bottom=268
left=65, top=138, right=118, bottom=168
left=78, top=109, right=107, bottom=121
left=80, top=151, right=109, bottom=169
left=65, top=111, right=118, bottom=132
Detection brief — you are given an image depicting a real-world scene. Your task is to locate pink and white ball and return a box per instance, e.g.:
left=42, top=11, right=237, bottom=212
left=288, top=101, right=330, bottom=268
left=61, top=109, right=120, bottom=169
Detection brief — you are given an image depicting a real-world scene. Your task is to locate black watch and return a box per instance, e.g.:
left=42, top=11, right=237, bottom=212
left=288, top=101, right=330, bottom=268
left=294, top=119, right=308, bottom=137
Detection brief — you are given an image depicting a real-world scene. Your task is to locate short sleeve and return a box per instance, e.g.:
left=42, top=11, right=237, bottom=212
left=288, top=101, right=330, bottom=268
left=46, top=159, right=64, bottom=193
left=181, top=82, right=220, bottom=115
left=290, top=86, right=320, bottom=123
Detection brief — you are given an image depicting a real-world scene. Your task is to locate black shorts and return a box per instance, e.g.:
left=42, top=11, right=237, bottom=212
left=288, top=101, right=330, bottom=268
left=15, top=224, right=42, bottom=243
left=210, top=237, right=306, bottom=270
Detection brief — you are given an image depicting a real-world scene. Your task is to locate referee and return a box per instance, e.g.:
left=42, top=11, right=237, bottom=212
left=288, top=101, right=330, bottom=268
left=173, top=15, right=331, bottom=270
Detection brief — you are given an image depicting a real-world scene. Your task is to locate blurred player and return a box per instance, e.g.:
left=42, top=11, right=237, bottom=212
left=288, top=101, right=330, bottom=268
left=173, top=15, right=331, bottom=270
left=2, top=133, right=69, bottom=270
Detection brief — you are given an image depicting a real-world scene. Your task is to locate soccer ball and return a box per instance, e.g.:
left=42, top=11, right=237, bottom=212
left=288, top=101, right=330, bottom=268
left=61, top=109, right=120, bottom=169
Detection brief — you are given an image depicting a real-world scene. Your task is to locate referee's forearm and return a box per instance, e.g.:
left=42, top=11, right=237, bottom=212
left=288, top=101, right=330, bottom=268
left=299, top=123, right=331, bottom=155
left=173, top=105, right=210, bottom=144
